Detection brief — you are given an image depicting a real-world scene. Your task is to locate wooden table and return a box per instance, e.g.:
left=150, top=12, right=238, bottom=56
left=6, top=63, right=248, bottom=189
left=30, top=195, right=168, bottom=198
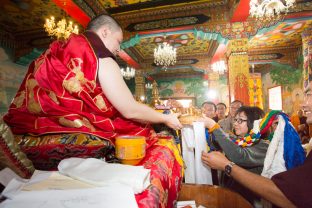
left=178, top=183, right=252, bottom=208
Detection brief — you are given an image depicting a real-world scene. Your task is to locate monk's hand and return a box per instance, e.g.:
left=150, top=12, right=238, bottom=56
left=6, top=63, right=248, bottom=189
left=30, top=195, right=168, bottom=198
left=201, top=151, right=229, bottom=171
left=164, top=113, right=183, bottom=130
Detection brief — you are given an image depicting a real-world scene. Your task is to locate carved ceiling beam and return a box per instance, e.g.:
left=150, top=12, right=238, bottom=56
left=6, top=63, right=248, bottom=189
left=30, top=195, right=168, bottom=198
left=230, top=0, right=250, bottom=22
left=140, top=53, right=211, bottom=64
left=150, top=68, right=204, bottom=79
left=114, top=0, right=227, bottom=20
left=115, top=2, right=230, bottom=39
left=249, top=46, right=300, bottom=54
left=198, top=20, right=264, bottom=40
left=249, top=46, right=301, bottom=67
left=73, top=0, right=107, bottom=18
left=118, top=50, right=141, bottom=69
left=0, top=29, right=16, bottom=51
left=207, top=40, right=219, bottom=59
left=52, top=0, right=90, bottom=28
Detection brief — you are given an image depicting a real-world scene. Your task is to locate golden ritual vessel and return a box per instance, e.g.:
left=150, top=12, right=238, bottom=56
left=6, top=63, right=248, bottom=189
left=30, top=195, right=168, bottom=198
left=115, top=135, right=146, bottom=165
left=178, top=105, right=202, bottom=125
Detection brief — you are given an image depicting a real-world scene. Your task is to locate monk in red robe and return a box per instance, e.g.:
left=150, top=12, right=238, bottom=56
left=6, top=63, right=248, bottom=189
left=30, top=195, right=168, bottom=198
left=4, top=15, right=183, bottom=208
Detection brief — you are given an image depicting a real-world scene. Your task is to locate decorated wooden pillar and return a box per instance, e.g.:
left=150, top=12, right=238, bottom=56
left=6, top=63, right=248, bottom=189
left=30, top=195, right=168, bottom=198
left=249, top=73, right=263, bottom=108
left=134, top=70, right=146, bottom=103
left=226, top=38, right=250, bottom=105
left=302, top=27, right=312, bottom=88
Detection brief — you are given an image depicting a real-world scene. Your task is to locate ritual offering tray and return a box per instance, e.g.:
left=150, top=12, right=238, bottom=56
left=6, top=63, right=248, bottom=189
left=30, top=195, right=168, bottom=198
left=179, top=115, right=201, bottom=125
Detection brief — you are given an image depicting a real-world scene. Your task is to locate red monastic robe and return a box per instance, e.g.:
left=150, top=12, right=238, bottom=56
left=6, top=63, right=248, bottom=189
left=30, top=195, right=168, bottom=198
left=4, top=32, right=152, bottom=139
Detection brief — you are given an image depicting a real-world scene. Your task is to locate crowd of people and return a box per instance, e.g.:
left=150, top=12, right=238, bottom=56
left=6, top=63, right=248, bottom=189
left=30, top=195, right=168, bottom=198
left=1, top=13, right=311, bottom=208
left=199, top=97, right=311, bottom=207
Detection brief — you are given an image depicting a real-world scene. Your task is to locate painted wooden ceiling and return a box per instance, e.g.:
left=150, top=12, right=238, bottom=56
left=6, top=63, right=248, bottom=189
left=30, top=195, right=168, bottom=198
left=0, top=0, right=60, bottom=33
left=135, top=33, right=214, bottom=59
left=0, top=0, right=311, bottom=79
left=98, top=0, right=153, bottom=8
left=249, top=20, right=312, bottom=49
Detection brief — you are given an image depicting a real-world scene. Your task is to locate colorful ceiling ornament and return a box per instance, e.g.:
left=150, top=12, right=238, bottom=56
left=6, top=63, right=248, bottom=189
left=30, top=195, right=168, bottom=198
left=249, top=20, right=312, bottom=49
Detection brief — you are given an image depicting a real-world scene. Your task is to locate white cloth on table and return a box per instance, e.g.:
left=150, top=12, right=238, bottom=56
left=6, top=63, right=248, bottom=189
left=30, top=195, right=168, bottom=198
left=0, top=168, right=26, bottom=187
left=0, top=169, right=139, bottom=208
left=1, top=183, right=138, bottom=208
left=58, top=157, right=150, bottom=194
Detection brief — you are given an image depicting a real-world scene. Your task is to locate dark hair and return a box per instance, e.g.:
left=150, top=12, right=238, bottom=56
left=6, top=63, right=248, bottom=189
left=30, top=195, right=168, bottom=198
left=87, top=14, right=121, bottom=32
left=235, top=106, right=265, bottom=132
left=231, top=100, right=243, bottom=106
left=217, top=102, right=227, bottom=109
left=201, top=101, right=216, bottom=111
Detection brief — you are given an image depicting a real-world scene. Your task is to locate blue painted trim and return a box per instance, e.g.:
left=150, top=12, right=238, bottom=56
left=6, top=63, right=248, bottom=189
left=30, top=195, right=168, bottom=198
left=121, top=34, right=141, bottom=49
left=193, top=29, right=228, bottom=44
left=147, top=65, right=205, bottom=75
left=121, top=29, right=228, bottom=50
left=16, top=48, right=44, bottom=66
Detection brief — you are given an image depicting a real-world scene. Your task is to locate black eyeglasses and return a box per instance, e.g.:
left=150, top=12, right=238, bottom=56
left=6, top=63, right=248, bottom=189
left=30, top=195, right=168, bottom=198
left=233, top=118, right=248, bottom=124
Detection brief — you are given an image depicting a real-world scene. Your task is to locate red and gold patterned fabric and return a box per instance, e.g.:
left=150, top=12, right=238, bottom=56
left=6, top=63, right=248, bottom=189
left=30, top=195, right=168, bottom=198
left=136, top=143, right=182, bottom=208
left=3, top=32, right=182, bottom=208
left=14, top=133, right=113, bottom=170
left=4, top=32, right=151, bottom=140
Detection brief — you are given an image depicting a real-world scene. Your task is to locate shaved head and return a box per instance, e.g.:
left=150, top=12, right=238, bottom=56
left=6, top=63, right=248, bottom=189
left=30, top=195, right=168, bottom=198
left=87, top=14, right=121, bottom=32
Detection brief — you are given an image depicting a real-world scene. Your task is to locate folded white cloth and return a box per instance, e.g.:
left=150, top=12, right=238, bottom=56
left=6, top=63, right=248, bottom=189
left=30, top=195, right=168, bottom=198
left=58, top=158, right=150, bottom=194
left=181, top=122, right=213, bottom=185
left=261, top=115, right=286, bottom=178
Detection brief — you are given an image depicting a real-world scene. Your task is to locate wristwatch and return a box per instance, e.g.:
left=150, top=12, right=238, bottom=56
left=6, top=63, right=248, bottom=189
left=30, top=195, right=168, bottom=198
left=225, top=162, right=235, bottom=176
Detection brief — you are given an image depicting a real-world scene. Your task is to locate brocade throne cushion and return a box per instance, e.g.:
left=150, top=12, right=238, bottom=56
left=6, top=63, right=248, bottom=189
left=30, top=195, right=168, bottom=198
left=0, top=117, right=35, bottom=178
left=14, top=133, right=114, bottom=170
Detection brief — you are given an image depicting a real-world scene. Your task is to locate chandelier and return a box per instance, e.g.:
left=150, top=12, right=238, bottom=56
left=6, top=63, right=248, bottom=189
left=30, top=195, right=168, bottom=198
left=154, top=42, right=177, bottom=69
left=212, top=60, right=227, bottom=75
left=249, top=0, right=296, bottom=20
left=44, top=16, right=79, bottom=40
left=120, top=67, right=135, bottom=80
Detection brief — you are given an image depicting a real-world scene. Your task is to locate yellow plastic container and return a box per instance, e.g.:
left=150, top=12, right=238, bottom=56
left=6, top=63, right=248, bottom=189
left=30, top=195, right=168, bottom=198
left=115, top=135, right=146, bottom=165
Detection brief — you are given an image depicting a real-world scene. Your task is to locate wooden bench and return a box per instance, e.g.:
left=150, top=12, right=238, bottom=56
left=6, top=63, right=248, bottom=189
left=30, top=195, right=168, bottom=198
left=178, top=183, right=252, bottom=208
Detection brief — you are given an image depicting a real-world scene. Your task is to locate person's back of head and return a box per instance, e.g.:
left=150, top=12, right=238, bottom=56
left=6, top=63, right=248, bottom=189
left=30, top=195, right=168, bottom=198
left=87, top=14, right=121, bottom=32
